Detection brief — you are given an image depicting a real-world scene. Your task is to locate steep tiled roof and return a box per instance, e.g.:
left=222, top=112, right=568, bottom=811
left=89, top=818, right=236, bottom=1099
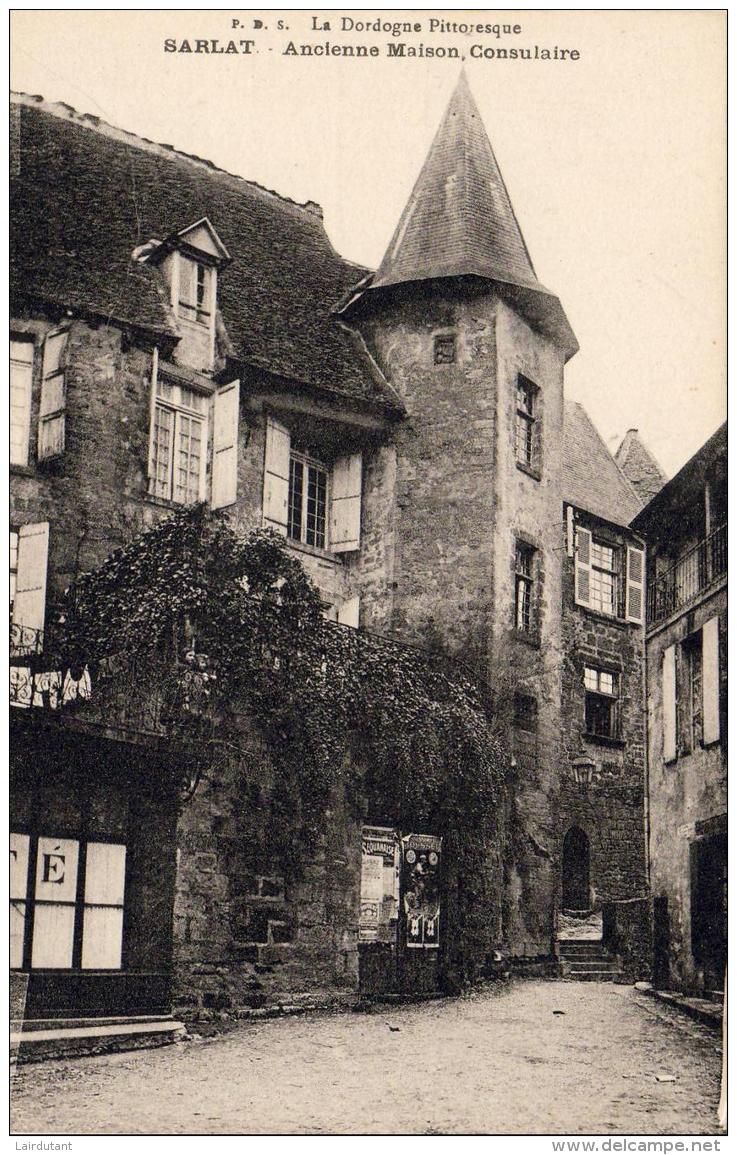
left=10, top=95, right=400, bottom=413
left=614, top=429, right=668, bottom=505
left=562, top=402, right=644, bottom=527
left=359, top=73, right=577, bottom=359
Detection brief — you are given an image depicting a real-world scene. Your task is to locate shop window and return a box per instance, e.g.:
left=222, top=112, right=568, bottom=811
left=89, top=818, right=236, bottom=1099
left=10, top=832, right=126, bottom=971
left=584, top=665, right=620, bottom=740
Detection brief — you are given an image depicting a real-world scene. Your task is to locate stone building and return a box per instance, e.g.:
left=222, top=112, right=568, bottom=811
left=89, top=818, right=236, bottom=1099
left=10, top=75, right=651, bottom=1040
left=631, top=424, right=727, bottom=996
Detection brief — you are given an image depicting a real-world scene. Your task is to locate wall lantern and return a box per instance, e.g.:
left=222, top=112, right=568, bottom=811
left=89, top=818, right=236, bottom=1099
left=571, top=755, right=596, bottom=787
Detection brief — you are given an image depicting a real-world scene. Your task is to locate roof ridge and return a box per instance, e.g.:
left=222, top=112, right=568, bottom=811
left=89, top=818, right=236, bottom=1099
left=11, top=90, right=325, bottom=221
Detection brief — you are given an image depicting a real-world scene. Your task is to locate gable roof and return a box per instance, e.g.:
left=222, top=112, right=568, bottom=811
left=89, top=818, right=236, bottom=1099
left=614, top=429, right=668, bottom=505
left=10, top=94, right=400, bottom=414
left=359, top=72, right=577, bottom=359
left=562, top=402, right=644, bottom=527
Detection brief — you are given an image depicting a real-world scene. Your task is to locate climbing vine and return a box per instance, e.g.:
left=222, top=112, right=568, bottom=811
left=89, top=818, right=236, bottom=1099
left=58, top=505, right=511, bottom=983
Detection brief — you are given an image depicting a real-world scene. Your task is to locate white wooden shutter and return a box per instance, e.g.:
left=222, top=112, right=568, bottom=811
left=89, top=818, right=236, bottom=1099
left=10, top=341, right=34, bottom=467
left=625, top=543, right=646, bottom=624
left=262, top=416, right=290, bottom=535
left=662, top=644, right=677, bottom=762
left=702, top=616, right=721, bottom=745
left=211, top=379, right=240, bottom=509
left=38, top=330, right=68, bottom=460
left=12, top=522, right=49, bottom=641
left=330, top=453, right=362, bottom=553
left=565, top=505, right=575, bottom=557
left=337, top=595, right=360, bottom=629
left=574, top=527, right=592, bottom=607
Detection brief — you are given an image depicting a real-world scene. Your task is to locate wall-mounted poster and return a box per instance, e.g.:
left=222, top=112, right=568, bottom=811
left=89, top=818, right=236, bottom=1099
left=402, top=834, right=442, bottom=949
left=359, top=826, right=400, bottom=942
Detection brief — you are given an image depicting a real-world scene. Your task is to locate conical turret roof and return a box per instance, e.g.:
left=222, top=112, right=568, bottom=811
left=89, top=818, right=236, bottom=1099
left=359, top=73, right=578, bottom=358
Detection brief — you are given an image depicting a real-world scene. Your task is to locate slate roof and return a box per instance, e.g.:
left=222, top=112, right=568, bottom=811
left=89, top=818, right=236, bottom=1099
left=358, top=73, right=578, bottom=360
left=631, top=422, right=727, bottom=536
left=10, top=95, right=400, bottom=414
left=614, top=429, right=668, bottom=505
left=562, top=402, right=644, bottom=528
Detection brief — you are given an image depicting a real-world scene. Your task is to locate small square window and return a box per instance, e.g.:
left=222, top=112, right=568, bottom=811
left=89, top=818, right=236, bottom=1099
left=433, top=335, right=456, bottom=364
left=584, top=666, right=620, bottom=739
left=514, top=692, right=538, bottom=732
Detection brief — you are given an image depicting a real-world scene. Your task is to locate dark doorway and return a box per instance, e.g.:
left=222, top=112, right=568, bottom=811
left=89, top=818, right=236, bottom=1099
left=691, top=833, right=727, bottom=992
left=562, top=827, right=590, bottom=911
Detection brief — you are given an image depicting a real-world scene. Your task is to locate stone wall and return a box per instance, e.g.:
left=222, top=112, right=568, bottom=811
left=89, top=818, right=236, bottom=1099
left=559, top=518, right=648, bottom=907
left=172, top=715, right=362, bottom=1018
left=355, top=284, right=568, bottom=960
left=646, top=585, right=727, bottom=992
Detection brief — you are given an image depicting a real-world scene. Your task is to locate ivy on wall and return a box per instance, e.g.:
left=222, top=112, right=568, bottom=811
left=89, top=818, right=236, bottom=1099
left=59, top=505, right=510, bottom=983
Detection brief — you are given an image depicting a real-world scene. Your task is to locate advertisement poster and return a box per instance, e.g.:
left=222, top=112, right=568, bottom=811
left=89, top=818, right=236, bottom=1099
left=402, top=833, right=442, bottom=949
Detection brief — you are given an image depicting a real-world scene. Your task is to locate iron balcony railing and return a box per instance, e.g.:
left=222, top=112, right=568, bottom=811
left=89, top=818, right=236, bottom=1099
left=647, top=523, right=727, bottom=628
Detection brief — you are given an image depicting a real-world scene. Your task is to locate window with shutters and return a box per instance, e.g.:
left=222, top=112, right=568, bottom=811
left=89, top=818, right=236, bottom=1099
left=574, top=523, right=645, bottom=625
left=38, top=329, right=69, bottom=461
left=288, top=450, right=328, bottom=549
left=148, top=376, right=207, bottom=504
left=584, top=666, right=620, bottom=740
left=11, top=832, right=127, bottom=971
left=590, top=538, right=619, bottom=616
left=515, top=375, right=539, bottom=472
left=10, top=339, right=34, bottom=466
left=262, top=416, right=363, bottom=554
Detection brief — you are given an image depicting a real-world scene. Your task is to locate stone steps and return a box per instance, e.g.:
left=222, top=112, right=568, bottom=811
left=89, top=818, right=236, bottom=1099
left=558, top=939, right=622, bottom=983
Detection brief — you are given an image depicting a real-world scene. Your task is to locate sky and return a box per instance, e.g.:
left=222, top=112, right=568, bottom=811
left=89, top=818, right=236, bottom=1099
left=10, top=10, right=726, bottom=477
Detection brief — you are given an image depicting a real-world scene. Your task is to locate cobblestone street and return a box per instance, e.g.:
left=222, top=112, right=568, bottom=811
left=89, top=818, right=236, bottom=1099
left=11, top=981, right=722, bottom=1136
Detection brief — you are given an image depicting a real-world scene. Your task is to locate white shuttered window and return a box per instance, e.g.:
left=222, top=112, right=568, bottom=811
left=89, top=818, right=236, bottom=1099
left=12, top=522, right=49, bottom=643
left=38, top=330, right=68, bottom=460
left=702, top=616, right=721, bottom=745
left=330, top=454, right=362, bottom=553
left=662, top=645, right=677, bottom=763
left=11, top=340, right=34, bottom=466
left=625, top=544, right=646, bottom=624
left=148, top=377, right=207, bottom=504
left=211, top=379, right=240, bottom=509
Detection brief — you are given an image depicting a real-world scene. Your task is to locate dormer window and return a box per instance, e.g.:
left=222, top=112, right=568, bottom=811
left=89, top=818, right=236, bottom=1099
left=141, top=217, right=230, bottom=374
left=178, top=257, right=212, bottom=326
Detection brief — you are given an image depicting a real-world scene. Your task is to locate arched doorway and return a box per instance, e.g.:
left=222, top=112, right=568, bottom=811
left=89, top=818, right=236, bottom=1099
left=562, top=827, right=590, bottom=911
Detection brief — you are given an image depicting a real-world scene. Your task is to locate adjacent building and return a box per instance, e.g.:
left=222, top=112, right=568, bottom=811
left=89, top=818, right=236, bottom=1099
left=631, top=424, right=727, bottom=995
left=10, top=76, right=652, bottom=1035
